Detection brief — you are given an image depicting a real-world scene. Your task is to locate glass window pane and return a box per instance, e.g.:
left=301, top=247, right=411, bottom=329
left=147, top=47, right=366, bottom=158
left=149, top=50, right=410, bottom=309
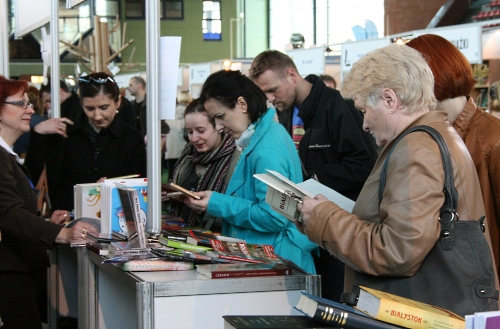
left=164, top=1, right=183, bottom=19
left=126, top=0, right=145, bottom=18
left=203, top=1, right=221, bottom=40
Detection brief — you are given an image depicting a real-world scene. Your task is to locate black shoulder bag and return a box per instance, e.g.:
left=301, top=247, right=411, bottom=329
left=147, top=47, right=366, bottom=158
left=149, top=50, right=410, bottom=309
left=342, top=125, right=498, bottom=317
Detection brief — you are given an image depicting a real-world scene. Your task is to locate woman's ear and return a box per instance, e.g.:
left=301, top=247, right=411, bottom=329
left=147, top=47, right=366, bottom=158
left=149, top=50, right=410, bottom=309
left=381, top=88, right=398, bottom=110
left=237, top=96, right=248, bottom=114
left=116, top=95, right=122, bottom=110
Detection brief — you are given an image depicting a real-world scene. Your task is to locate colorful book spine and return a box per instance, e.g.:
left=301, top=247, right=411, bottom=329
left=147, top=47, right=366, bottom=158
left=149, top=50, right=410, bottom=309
left=120, top=260, right=194, bottom=271
left=159, top=236, right=212, bottom=253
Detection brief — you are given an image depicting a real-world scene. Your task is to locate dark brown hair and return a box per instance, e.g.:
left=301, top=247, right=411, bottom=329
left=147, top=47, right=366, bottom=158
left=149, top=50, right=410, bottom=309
left=406, top=34, right=476, bottom=101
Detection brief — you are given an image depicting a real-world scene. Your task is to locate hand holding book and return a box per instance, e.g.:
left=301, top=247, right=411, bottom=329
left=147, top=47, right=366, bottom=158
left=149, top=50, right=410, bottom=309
left=296, top=194, right=330, bottom=227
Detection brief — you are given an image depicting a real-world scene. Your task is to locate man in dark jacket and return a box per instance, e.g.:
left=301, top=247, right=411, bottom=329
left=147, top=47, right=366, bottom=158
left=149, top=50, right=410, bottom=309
left=249, top=50, right=378, bottom=301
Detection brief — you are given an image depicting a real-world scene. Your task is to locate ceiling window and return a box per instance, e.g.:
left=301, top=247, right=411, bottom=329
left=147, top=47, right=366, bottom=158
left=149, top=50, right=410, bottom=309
left=203, top=1, right=221, bottom=41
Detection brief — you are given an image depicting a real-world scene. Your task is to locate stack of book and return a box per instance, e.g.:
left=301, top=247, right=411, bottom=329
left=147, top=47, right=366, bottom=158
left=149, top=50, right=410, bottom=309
left=295, top=286, right=466, bottom=329
left=196, top=263, right=292, bottom=279
left=465, top=310, right=500, bottom=329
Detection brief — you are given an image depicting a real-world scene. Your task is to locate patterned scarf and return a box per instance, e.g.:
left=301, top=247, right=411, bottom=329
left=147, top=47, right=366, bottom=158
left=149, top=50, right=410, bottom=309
left=171, top=133, right=236, bottom=226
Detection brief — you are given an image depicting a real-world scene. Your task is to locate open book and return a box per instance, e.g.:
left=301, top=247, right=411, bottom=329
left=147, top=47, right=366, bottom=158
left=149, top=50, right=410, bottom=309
left=254, top=169, right=355, bottom=222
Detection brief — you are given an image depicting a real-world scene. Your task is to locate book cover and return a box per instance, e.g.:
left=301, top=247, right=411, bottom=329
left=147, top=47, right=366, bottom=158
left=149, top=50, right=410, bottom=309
left=117, top=186, right=147, bottom=248
left=295, top=292, right=403, bottom=329
left=472, top=310, right=500, bottom=329
left=119, top=259, right=194, bottom=272
left=223, top=315, right=333, bottom=329
left=208, top=240, right=281, bottom=264
left=100, top=178, right=148, bottom=235
left=196, top=263, right=292, bottom=279
left=355, top=286, right=465, bottom=329
left=158, top=236, right=213, bottom=253
left=253, top=170, right=355, bottom=222
left=85, top=241, right=109, bottom=256
left=74, top=183, right=101, bottom=219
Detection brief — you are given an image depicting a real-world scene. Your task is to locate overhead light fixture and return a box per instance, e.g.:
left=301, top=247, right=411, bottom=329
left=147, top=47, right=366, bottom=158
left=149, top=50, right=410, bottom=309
left=483, top=29, right=500, bottom=60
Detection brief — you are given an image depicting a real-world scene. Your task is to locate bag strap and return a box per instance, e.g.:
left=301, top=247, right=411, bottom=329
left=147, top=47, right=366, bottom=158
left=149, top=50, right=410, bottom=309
left=379, top=125, right=458, bottom=249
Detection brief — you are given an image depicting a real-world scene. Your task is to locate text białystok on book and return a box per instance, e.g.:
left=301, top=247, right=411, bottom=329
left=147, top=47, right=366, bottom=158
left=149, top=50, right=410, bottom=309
left=223, top=315, right=333, bottom=329
left=196, top=263, right=292, bottom=279
left=253, top=169, right=354, bottom=222
left=354, top=286, right=465, bottom=329
left=295, top=292, right=404, bottom=329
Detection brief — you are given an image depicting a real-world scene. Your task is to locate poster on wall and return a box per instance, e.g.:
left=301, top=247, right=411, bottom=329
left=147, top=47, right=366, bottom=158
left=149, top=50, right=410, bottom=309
left=287, top=47, right=326, bottom=76
left=413, top=24, right=482, bottom=64
left=14, top=0, right=50, bottom=38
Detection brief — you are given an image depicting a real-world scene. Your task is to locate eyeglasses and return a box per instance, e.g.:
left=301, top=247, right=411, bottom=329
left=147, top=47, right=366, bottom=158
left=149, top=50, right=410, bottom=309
left=3, top=100, right=33, bottom=109
left=78, top=76, right=116, bottom=85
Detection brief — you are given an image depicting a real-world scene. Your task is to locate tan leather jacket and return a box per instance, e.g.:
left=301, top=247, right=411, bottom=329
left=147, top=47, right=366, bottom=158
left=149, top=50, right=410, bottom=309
left=453, top=97, right=500, bottom=278
left=305, top=111, right=496, bottom=292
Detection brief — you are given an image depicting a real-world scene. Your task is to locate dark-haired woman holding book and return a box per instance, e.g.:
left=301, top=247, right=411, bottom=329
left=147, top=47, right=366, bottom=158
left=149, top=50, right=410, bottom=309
left=24, top=72, right=147, bottom=212
left=166, top=98, right=236, bottom=231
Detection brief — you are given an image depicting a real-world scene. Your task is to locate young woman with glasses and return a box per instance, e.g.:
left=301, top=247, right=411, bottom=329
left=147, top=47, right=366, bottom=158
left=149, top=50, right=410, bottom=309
left=24, top=72, right=147, bottom=212
left=0, top=76, right=99, bottom=329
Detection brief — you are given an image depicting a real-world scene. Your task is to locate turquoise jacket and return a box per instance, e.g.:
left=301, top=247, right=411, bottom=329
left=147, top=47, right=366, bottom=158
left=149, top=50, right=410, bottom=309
left=207, top=108, right=317, bottom=273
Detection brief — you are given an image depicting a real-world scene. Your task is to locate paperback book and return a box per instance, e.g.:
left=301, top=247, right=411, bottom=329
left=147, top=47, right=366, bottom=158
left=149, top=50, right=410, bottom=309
left=208, top=240, right=281, bottom=264
left=196, top=263, right=292, bottom=279
left=74, top=183, right=101, bottom=219
left=354, top=286, right=465, bottom=329
left=118, top=259, right=194, bottom=272
left=253, top=169, right=354, bottom=222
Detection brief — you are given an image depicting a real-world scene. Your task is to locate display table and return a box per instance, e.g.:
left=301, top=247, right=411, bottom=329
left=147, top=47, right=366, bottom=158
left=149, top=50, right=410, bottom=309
left=77, top=248, right=320, bottom=329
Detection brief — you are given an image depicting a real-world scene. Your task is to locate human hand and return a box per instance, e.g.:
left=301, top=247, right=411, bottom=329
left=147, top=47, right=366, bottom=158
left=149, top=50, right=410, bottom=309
left=50, top=210, right=71, bottom=225
left=296, top=194, right=329, bottom=226
left=34, top=117, right=74, bottom=137
left=184, top=191, right=212, bottom=213
left=55, top=222, right=99, bottom=244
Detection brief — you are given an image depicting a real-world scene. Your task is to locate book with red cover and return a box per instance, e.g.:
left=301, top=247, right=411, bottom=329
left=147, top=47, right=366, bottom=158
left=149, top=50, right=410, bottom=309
left=208, top=240, right=281, bottom=264
left=196, top=263, right=292, bottom=279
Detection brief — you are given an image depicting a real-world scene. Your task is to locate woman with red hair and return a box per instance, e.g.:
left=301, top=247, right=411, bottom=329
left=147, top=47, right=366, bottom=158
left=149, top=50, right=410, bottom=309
left=0, top=76, right=98, bottom=328
left=407, top=34, right=500, bottom=280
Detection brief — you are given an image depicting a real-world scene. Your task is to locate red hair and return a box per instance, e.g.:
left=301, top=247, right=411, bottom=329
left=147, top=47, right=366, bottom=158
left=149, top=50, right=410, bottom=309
left=406, top=34, right=476, bottom=102
left=0, top=76, right=29, bottom=110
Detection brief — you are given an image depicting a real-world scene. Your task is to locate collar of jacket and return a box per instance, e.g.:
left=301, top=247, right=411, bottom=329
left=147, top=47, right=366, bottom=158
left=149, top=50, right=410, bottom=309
left=452, top=96, right=476, bottom=138
left=66, top=109, right=127, bottom=138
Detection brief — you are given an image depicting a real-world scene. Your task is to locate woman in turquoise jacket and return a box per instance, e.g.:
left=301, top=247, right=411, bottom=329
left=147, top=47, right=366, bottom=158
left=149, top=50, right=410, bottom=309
left=187, top=70, right=317, bottom=273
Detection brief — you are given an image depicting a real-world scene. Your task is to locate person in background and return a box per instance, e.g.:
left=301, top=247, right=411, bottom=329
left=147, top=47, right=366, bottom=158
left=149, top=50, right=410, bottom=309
left=297, top=44, right=497, bottom=316
left=39, top=77, right=82, bottom=122
left=25, top=72, right=147, bottom=212
left=128, top=76, right=147, bottom=136
left=165, top=90, right=192, bottom=178
left=318, top=74, right=337, bottom=89
left=407, top=34, right=500, bottom=279
left=249, top=49, right=378, bottom=301
left=0, top=76, right=98, bottom=329
left=167, top=98, right=235, bottom=231
left=13, top=86, right=47, bottom=157
left=490, top=81, right=500, bottom=120
left=187, top=70, right=317, bottom=273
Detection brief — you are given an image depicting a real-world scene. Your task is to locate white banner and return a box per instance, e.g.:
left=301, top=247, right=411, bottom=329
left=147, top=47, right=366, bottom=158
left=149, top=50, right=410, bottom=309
left=15, top=0, right=50, bottom=38
left=341, top=38, right=390, bottom=72
left=287, top=47, right=325, bottom=76
left=190, top=63, right=212, bottom=84
left=414, top=24, right=483, bottom=64
left=159, top=37, right=182, bottom=120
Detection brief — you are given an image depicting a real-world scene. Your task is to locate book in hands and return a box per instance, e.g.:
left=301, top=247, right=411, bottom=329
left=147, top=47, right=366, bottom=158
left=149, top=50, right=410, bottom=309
left=295, top=292, right=404, bottom=329
left=354, top=286, right=465, bottom=329
left=253, top=169, right=355, bottom=222
left=166, top=182, right=202, bottom=200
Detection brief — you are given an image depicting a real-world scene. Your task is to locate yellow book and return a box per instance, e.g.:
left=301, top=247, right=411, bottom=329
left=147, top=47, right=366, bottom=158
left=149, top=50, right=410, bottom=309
left=354, top=286, right=465, bottom=329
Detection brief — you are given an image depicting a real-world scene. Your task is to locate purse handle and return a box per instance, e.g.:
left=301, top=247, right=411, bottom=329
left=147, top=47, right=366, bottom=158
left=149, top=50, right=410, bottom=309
left=378, top=125, right=459, bottom=249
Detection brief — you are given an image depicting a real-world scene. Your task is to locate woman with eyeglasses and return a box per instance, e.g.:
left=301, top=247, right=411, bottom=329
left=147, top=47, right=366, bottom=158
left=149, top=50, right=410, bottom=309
left=25, top=72, right=147, bottom=212
left=0, top=76, right=99, bottom=328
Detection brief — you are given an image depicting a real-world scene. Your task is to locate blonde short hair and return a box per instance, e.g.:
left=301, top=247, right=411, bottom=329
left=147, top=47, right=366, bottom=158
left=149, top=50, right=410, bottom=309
left=341, top=44, right=436, bottom=114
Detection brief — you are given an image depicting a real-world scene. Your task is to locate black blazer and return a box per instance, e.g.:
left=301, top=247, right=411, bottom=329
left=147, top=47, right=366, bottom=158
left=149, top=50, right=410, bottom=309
left=0, top=147, right=62, bottom=272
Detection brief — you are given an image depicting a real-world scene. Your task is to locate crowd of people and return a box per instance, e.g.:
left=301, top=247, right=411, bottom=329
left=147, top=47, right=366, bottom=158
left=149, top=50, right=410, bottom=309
left=1, top=33, right=500, bottom=327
